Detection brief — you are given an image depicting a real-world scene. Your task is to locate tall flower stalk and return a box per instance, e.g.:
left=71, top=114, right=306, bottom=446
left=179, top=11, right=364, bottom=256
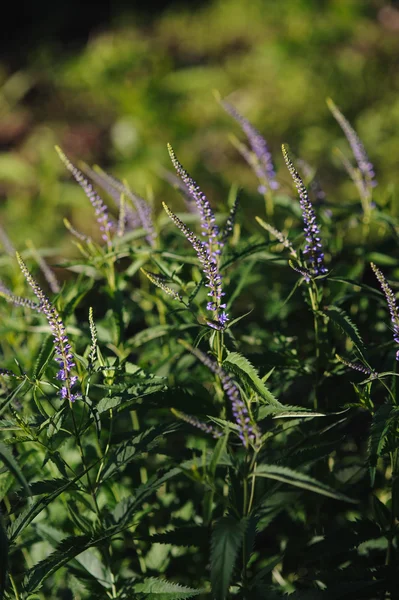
left=16, top=253, right=79, bottom=403
left=371, top=262, right=399, bottom=361
left=180, top=341, right=260, bottom=449
left=56, top=147, right=114, bottom=249
left=282, top=145, right=327, bottom=282
left=327, top=99, right=376, bottom=221
left=162, top=203, right=228, bottom=331
left=221, top=98, right=278, bottom=215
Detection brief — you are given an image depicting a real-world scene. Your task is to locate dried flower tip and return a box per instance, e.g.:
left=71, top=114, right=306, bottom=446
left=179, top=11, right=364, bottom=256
left=222, top=100, right=278, bottom=191
left=172, top=408, right=222, bottom=439
left=141, top=268, right=185, bottom=304
left=327, top=98, right=376, bottom=188
left=256, top=217, right=297, bottom=257
left=371, top=262, right=399, bottom=361
left=16, top=252, right=80, bottom=402
left=56, top=147, right=114, bottom=247
left=282, top=145, right=327, bottom=279
left=26, top=240, right=60, bottom=294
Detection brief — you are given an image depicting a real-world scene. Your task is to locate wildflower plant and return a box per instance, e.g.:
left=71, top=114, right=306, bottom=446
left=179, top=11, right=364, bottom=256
left=1, top=100, right=399, bottom=600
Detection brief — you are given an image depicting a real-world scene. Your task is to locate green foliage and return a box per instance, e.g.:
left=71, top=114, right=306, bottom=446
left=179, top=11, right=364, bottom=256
left=0, top=5, right=399, bottom=596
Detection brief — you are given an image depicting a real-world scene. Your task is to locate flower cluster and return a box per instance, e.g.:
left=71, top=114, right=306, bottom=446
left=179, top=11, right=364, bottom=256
left=371, top=262, right=399, bottom=360
left=187, top=344, right=259, bottom=448
left=56, top=147, right=114, bottom=247
left=16, top=253, right=80, bottom=401
left=221, top=197, right=239, bottom=245
left=172, top=409, right=222, bottom=439
left=82, top=163, right=155, bottom=246
left=162, top=202, right=228, bottom=329
left=327, top=98, right=377, bottom=192
left=282, top=145, right=328, bottom=280
left=221, top=99, right=278, bottom=193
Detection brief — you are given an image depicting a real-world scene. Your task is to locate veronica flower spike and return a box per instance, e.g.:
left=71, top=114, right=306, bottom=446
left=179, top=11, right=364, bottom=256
left=56, top=147, right=114, bottom=248
left=162, top=202, right=228, bottom=330
left=371, top=262, right=399, bottom=360
left=167, top=144, right=222, bottom=261
left=221, top=99, right=279, bottom=192
left=327, top=99, right=377, bottom=191
left=182, top=342, right=260, bottom=448
left=16, top=253, right=80, bottom=402
left=282, top=145, right=328, bottom=280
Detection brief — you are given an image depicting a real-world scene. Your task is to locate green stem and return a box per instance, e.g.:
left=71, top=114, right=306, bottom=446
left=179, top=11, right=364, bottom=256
left=308, top=283, right=320, bottom=410
left=9, top=573, right=20, bottom=600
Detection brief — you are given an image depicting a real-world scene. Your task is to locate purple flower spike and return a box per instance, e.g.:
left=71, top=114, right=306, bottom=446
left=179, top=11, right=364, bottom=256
left=282, top=145, right=328, bottom=280
left=163, top=202, right=228, bottom=330
left=16, top=253, right=80, bottom=402
left=187, top=344, right=259, bottom=448
left=371, top=262, right=399, bottom=361
left=167, top=144, right=222, bottom=261
left=56, top=147, right=114, bottom=248
left=327, top=99, right=377, bottom=190
left=172, top=409, right=222, bottom=439
left=221, top=100, right=278, bottom=192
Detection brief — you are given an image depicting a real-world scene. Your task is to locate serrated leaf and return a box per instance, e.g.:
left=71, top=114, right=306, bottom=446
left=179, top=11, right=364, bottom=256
left=325, top=305, right=365, bottom=352
left=210, top=516, right=247, bottom=600
left=134, top=577, right=203, bottom=599
left=148, top=526, right=208, bottom=548
left=254, top=465, right=357, bottom=503
left=368, top=404, right=399, bottom=486
left=223, top=352, right=282, bottom=408
left=101, top=424, right=179, bottom=482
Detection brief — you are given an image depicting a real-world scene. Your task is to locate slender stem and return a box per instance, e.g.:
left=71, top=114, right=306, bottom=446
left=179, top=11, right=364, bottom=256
left=9, top=573, right=21, bottom=600
left=308, top=283, right=320, bottom=410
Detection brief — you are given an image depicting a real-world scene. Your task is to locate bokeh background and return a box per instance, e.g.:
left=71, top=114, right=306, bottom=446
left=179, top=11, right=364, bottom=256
left=1, top=0, right=398, bottom=255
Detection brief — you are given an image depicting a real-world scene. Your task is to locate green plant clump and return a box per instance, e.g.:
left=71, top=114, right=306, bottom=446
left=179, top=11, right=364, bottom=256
left=0, top=99, right=399, bottom=599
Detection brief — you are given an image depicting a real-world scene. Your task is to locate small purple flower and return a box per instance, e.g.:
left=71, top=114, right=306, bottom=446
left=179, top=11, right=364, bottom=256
left=371, top=262, right=399, bottom=361
left=221, top=100, right=278, bottom=192
left=282, top=146, right=328, bottom=280
left=16, top=253, right=80, bottom=402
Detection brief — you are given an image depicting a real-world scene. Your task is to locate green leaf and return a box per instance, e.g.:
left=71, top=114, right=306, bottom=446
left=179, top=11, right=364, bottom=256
left=368, top=404, right=399, bottom=486
left=253, top=465, right=357, bottom=503
left=134, top=577, right=203, bottom=599
left=148, top=526, right=208, bottom=548
left=210, top=516, right=247, bottom=600
left=324, top=305, right=365, bottom=352
left=0, top=442, right=31, bottom=498
left=101, top=424, right=179, bottom=482
left=223, top=352, right=283, bottom=408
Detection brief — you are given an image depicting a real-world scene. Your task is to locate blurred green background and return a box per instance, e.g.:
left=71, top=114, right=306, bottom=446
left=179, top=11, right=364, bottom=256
left=0, top=0, right=398, bottom=255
